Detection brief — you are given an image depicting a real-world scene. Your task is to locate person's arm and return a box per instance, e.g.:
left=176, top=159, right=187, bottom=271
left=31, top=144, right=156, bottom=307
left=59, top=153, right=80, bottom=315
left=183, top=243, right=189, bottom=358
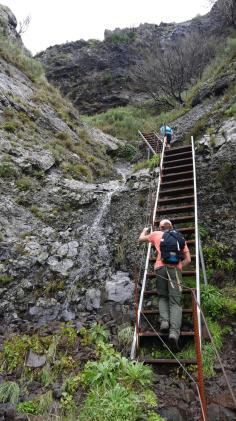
left=182, top=249, right=191, bottom=268
left=139, top=227, right=150, bottom=243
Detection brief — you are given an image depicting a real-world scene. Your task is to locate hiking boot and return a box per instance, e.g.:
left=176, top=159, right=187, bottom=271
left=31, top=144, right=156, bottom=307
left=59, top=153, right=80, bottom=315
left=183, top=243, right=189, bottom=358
left=169, top=332, right=180, bottom=351
left=160, top=320, right=169, bottom=332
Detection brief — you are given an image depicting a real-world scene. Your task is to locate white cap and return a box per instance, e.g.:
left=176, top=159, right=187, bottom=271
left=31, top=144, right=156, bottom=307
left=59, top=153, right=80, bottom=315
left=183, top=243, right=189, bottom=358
left=160, top=219, right=172, bottom=225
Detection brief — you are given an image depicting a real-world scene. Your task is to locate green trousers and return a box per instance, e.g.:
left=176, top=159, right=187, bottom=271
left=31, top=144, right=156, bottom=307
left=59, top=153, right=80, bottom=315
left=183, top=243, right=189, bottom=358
left=155, top=266, right=182, bottom=336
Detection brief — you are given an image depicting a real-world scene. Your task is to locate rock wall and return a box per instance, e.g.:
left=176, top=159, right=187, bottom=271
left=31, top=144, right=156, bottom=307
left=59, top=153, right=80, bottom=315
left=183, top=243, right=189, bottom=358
left=36, top=2, right=228, bottom=115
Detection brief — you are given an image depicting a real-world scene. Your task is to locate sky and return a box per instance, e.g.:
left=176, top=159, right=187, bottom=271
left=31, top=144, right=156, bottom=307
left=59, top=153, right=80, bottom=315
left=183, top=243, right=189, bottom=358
left=2, top=0, right=212, bottom=55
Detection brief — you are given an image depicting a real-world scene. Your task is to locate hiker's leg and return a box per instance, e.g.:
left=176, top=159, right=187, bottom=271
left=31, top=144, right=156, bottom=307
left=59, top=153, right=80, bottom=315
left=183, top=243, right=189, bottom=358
left=156, top=266, right=169, bottom=323
left=167, top=267, right=182, bottom=337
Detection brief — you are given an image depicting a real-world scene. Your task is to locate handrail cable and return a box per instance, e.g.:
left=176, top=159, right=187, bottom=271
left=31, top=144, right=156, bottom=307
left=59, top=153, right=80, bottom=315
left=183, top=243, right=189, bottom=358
left=140, top=270, right=236, bottom=408
left=131, top=138, right=166, bottom=359
left=140, top=312, right=207, bottom=421
left=191, top=136, right=201, bottom=344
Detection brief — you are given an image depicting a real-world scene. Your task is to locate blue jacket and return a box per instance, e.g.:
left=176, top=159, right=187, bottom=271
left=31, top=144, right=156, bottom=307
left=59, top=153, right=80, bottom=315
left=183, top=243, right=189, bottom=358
left=160, top=125, right=173, bottom=136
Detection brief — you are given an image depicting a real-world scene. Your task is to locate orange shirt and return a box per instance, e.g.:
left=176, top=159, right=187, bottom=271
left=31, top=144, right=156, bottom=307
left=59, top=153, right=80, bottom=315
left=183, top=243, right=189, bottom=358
left=147, top=230, right=189, bottom=270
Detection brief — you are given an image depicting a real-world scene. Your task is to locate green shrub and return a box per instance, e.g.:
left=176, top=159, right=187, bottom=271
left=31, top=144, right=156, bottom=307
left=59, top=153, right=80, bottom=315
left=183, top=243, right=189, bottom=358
left=59, top=323, right=77, bottom=346
left=0, top=36, right=44, bottom=82
left=0, top=121, right=18, bottom=132
left=118, top=325, right=133, bottom=352
left=60, top=391, right=76, bottom=414
left=201, top=285, right=225, bottom=318
left=79, top=384, right=142, bottom=421
left=30, top=205, right=44, bottom=220
left=16, top=177, right=32, bottom=191
left=109, top=31, right=136, bottom=44
left=2, top=334, right=49, bottom=373
left=203, top=239, right=234, bottom=272
left=60, top=161, right=93, bottom=182
left=0, top=162, right=18, bottom=178
left=17, top=401, right=41, bottom=415
left=120, top=361, right=153, bottom=389
left=224, top=106, right=236, bottom=117
left=0, top=274, right=13, bottom=285
left=116, top=143, right=138, bottom=161
left=0, top=381, right=20, bottom=404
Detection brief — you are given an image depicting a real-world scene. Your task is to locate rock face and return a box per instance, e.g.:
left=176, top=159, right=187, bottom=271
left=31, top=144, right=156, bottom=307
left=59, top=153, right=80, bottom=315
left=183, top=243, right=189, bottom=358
left=0, top=9, right=153, bottom=328
left=0, top=4, right=22, bottom=43
left=36, top=1, right=231, bottom=115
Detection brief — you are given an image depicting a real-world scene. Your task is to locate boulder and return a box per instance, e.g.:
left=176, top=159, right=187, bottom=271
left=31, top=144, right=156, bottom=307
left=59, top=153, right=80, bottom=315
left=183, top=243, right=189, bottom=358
left=105, top=272, right=134, bottom=304
left=26, top=349, right=46, bottom=368
left=86, top=288, right=101, bottom=311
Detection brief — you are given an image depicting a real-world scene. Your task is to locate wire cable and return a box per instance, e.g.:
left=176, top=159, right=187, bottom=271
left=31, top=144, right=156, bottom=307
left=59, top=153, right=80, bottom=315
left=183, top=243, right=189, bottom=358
left=141, top=269, right=236, bottom=407
left=140, top=312, right=207, bottom=421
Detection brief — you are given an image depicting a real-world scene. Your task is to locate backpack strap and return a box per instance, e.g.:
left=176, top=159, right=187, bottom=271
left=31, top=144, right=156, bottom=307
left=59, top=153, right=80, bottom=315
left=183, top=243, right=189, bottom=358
left=166, top=230, right=185, bottom=250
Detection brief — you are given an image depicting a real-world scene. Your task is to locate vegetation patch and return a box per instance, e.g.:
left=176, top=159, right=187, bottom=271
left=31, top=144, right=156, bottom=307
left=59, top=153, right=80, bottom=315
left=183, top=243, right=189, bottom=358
left=0, top=35, right=44, bottom=82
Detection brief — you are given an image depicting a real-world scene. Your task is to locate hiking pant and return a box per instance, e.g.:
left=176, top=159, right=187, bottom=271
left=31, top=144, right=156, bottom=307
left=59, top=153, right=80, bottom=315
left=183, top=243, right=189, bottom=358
left=155, top=266, right=182, bottom=336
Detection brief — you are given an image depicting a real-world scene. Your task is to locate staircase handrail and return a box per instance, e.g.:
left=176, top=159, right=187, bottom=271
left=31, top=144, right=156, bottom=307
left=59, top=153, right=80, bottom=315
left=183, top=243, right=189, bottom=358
left=191, top=136, right=201, bottom=345
left=130, top=140, right=166, bottom=359
left=138, top=130, right=157, bottom=156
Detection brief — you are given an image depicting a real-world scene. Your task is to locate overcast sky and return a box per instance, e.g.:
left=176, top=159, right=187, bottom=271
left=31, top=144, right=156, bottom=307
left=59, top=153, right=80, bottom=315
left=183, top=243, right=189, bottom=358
left=2, top=0, right=212, bottom=54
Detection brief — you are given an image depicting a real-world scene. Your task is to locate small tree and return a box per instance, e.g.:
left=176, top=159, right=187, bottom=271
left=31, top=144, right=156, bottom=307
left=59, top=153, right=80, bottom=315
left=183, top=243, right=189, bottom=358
left=130, top=32, right=217, bottom=107
left=17, top=15, right=31, bottom=36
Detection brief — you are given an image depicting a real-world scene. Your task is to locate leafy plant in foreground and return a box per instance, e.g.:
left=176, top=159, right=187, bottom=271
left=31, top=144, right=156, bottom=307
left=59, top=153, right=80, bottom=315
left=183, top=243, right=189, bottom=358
left=0, top=381, right=20, bottom=404
left=79, top=384, right=142, bottom=421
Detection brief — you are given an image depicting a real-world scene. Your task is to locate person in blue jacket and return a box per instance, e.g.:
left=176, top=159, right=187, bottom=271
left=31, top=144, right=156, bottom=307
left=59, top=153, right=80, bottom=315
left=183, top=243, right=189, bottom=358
left=160, top=125, right=173, bottom=150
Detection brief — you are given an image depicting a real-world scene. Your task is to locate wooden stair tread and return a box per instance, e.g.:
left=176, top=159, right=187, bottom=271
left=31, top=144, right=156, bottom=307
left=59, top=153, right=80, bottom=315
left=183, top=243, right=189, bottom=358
left=139, top=331, right=194, bottom=337
left=162, top=170, right=193, bottom=180
left=163, top=157, right=192, bottom=167
left=159, top=186, right=194, bottom=196
left=165, top=146, right=192, bottom=154
left=140, top=358, right=197, bottom=365
left=160, top=178, right=194, bottom=189
left=158, top=195, right=194, bottom=205
left=164, top=152, right=192, bottom=162
left=144, top=288, right=196, bottom=295
left=163, top=164, right=193, bottom=173
left=156, top=215, right=195, bottom=224
left=157, top=204, right=194, bottom=214
left=142, top=308, right=192, bottom=314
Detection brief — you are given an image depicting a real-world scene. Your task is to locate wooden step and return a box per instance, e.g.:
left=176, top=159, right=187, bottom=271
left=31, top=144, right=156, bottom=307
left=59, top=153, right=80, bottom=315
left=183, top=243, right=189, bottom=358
left=163, top=157, right=192, bottom=168
left=147, top=271, right=196, bottom=279
left=142, top=308, right=193, bottom=315
left=141, top=358, right=197, bottom=365
left=139, top=331, right=194, bottom=337
left=156, top=215, right=195, bottom=225
left=157, top=204, right=194, bottom=215
left=165, top=145, right=192, bottom=154
left=159, top=186, right=194, bottom=197
left=158, top=195, right=194, bottom=206
left=162, top=170, right=193, bottom=182
left=160, top=178, right=194, bottom=189
left=163, top=164, right=193, bottom=174
left=144, top=288, right=196, bottom=296
left=164, top=151, right=192, bottom=162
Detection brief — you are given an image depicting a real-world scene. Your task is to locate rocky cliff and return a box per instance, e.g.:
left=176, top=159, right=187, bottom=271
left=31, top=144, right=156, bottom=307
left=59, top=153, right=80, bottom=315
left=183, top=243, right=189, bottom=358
left=37, top=1, right=233, bottom=115
left=0, top=5, right=152, bottom=333
left=1, top=4, right=236, bottom=421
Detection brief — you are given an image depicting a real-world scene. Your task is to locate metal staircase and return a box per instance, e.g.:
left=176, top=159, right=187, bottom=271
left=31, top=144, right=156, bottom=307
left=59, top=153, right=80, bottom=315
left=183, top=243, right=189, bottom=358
left=131, top=133, right=207, bottom=420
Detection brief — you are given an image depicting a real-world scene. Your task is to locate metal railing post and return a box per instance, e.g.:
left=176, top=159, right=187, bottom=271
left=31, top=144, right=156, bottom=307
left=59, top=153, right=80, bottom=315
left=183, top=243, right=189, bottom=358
left=191, top=136, right=201, bottom=345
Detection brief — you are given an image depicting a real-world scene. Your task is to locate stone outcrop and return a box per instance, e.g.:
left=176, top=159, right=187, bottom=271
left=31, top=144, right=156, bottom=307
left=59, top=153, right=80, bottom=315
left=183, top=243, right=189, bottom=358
left=0, top=4, right=21, bottom=42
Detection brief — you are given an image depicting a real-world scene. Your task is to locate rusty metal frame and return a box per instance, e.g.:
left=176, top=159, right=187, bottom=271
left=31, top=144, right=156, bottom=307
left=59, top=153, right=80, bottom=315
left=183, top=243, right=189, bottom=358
left=192, top=291, right=208, bottom=421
